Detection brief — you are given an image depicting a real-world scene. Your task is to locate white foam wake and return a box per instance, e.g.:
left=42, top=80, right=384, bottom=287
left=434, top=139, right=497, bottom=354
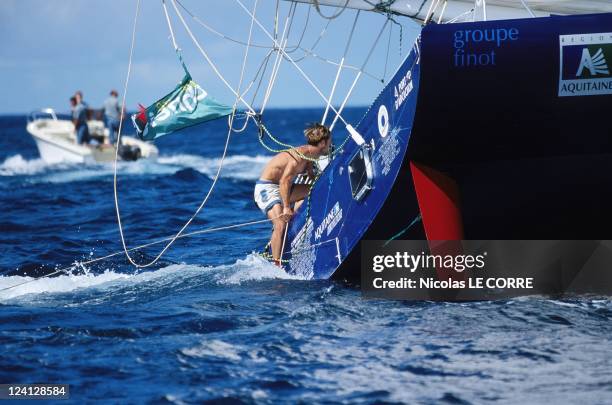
left=0, top=154, right=57, bottom=176
left=0, top=153, right=269, bottom=183
left=0, top=254, right=302, bottom=302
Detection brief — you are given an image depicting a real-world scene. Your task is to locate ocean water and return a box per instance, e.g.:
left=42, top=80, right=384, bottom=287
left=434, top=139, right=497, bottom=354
left=1, top=110, right=611, bottom=403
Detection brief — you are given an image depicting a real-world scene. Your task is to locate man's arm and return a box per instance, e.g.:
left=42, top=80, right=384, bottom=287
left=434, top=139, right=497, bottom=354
left=279, top=159, right=300, bottom=222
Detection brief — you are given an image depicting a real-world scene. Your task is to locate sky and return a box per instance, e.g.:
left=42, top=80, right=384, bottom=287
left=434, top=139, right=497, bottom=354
left=0, top=0, right=421, bottom=115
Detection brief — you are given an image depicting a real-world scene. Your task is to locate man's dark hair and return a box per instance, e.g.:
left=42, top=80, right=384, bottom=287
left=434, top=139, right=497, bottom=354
left=304, top=123, right=330, bottom=146
left=70, top=96, right=77, bottom=104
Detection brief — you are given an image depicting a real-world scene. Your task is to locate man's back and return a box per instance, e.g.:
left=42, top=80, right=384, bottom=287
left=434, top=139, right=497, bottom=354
left=260, top=149, right=308, bottom=183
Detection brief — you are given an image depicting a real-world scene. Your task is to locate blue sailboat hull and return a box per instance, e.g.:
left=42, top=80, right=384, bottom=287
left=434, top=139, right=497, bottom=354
left=283, top=12, right=612, bottom=281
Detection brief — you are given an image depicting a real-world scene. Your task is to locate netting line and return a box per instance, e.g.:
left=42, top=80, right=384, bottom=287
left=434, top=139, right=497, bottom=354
left=0, top=216, right=279, bottom=294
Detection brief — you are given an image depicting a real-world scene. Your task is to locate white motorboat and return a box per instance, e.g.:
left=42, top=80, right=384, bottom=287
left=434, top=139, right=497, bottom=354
left=26, top=108, right=158, bottom=164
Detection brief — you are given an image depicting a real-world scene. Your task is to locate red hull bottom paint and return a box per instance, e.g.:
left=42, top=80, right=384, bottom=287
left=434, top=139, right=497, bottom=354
left=411, top=162, right=465, bottom=283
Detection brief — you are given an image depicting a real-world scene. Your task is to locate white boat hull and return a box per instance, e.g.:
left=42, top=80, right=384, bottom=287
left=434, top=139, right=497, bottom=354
left=26, top=115, right=158, bottom=164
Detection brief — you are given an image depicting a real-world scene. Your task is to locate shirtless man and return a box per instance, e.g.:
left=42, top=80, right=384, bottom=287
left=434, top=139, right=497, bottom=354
left=254, top=123, right=332, bottom=264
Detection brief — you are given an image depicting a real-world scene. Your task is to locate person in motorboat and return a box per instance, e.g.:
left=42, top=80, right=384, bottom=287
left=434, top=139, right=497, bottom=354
left=103, top=89, right=121, bottom=145
left=254, top=123, right=332, bottom=265
left=75, top=90, right=87, bottom=108
left=70, top=96, right=90, bottom=145
left=75, top=90, right=92, bottom=123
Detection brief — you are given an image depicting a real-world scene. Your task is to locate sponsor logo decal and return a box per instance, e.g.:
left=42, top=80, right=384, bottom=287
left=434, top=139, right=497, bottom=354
left=559, top=32, right=612, bottom=97
left=314, top=202, right=343, bottom=241
left=378, top=105, right=389, bottom=138
left=452, top=27, right=519, bottom=68
left=393, top=69, right=414, bottom=110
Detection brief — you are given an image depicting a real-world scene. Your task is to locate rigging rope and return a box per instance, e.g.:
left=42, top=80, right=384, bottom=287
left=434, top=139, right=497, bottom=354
left=290, top=18, right=332, bottom=62
left=113, top=0, right=142, bottom=267
left=174, top=0, right=383, bottom=82
left=170, top=0, right=257, bottom=115
left=162, top=0, right=179, bottom=51
left=321, top=10, right=360, bottom=125
left=285, top=2, right=311, bottom=55
left=235, top=0, right=352, bottom=130
left=519, top=0, right=536, bottom=17
left=313, top=0, right=350, bottom=20
left=260, top=2, right=296, bottom=115
left=329, top=17, right=390, bottom=131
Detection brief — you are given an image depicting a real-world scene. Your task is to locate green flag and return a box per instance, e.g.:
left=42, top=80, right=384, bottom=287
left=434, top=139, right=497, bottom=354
left=132, top=66, right=233, bottom=141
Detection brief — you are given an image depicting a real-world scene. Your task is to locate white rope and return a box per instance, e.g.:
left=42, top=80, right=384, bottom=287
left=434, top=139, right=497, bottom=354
left=321, top=57, right=344, bottom=125
left=233, top=0, right=258, bottom=113
left=162, top=0, right=179, bottom=51
left=446, top=8, right=474, bottom=23
left=322, top=10, right=360, bottom=125
left=260, top=3, right=295, bottom=115
left=330, top=18, right=390, bottom=131
left=174, top=0, right=383, bottom=82
left=437, top=0, right=448, bottom=23
left=0, top=216, right=279, bottom=294
left=424, top=0, right=438, bottom=24
left=228, top=112, right=251, bottom=133
left=519, top=0, right=536, bottom=17
left=170, top=0, right=257, bottom=115
left=482, top=0, right=487, bottom=21
left=112, top=0, right=259, bottom=268
left=234, top=0, right=351, bottom=129
left=329, top=71, right=361, bottom=131
left=113, top=0, right=142, bottom=267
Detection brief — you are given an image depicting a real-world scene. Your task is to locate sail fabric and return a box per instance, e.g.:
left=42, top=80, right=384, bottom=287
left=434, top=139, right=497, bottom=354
left=289, top=0, right=612, bottom=21
left=132, top=67, right=233, bottom=141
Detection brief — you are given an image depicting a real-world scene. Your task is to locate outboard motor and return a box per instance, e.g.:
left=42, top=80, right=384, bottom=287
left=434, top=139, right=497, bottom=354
left=118, top=144, right=142, bottom=161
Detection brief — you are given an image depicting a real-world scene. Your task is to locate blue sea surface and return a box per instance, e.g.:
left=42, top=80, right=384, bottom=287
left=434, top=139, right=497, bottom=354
left=1, top=110, right=611, bottom=403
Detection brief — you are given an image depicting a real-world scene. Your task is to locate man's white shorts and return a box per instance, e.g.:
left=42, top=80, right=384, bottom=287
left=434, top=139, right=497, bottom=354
left=254, top=179, right=281, bottom=214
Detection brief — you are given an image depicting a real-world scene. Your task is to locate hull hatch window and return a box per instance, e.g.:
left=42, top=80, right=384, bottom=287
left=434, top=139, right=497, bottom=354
left=348, top=145, right=373, bottom=201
